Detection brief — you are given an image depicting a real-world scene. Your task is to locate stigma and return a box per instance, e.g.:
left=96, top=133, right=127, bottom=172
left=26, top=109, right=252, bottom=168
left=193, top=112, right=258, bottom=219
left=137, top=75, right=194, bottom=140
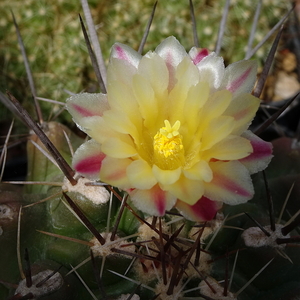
left=153, top=120, right=185, bottom=169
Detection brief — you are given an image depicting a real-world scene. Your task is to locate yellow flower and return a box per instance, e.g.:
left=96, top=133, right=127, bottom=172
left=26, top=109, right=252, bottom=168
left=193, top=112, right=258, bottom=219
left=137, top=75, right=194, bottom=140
left=67, top=36, right=272, bottom=221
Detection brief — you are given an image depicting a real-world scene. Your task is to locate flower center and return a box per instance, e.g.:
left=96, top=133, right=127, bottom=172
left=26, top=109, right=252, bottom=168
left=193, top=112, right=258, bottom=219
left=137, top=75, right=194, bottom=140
left=153, top=120, right=185, bottom=170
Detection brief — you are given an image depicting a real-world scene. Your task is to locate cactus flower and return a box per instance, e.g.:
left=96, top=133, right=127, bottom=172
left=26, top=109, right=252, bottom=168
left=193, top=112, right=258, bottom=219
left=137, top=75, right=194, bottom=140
left=66, top=36, right=272, bottom=222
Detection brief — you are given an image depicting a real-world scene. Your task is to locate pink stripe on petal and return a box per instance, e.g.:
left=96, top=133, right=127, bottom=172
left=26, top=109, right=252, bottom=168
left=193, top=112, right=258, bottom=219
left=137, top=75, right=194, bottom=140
left=205, top=161, right=254, bottom=205
left=153, top=187, right=167, bottom=216
left=233, top=107, right=252, bottom=121
left=190, top=196, right=220, bottom=220
left=240, top=140, right=273, bottom=171
left=107, top=168, right=126, bottom=181
left=74, top=153, right=106, bottom=175
left=72, top=104, right=98, bottom=117
left=129, top=184, right=174, bottom=217
left=74, top=153, right=106, bottom=174
left=214, top=173, right=252, bottom=198
left=165, top=53, right=177, bottom=90
left=240, top=131, right=273, bottom=174
left=176, top=197, right=221, bottom=221
left=111, top=43, right=141, bottom=69
left=155, top=37, right=187, bottom=90
left=192, top=48, right=209, bottom=65
left=248, top=138, right=272, bottom=160
left=100, top=157, right=132, bottom=189
left=227, top=67, right=252, bottom=94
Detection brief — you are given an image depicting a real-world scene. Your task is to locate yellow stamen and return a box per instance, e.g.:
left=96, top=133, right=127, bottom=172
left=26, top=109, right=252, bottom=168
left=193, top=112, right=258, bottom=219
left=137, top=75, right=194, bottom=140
left=153, top=120, right=184, bottom=169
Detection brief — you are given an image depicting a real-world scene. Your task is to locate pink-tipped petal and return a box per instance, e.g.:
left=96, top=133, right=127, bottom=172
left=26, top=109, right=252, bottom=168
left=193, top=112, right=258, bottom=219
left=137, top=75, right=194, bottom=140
left=66, top=93, right=109, bottom=126
left=221, top=60, right=258, bottom=97
left=240, top=130, right=273, bottom=174
left=189, top=47, right=210, bottom=65
left=73, top=139, right=105, bottom=180
left=129, top=184, right=177, bottom=216
left=176, top=197, right=222, bottom=222
left=204, top=161, right=254, bottom=205
left=110, top=43, right=142, bottom=69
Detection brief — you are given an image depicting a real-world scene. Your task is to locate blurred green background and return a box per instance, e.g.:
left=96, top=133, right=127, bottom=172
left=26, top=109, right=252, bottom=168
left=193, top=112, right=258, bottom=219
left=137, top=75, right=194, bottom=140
left=0, top=0, right=289, bottom=124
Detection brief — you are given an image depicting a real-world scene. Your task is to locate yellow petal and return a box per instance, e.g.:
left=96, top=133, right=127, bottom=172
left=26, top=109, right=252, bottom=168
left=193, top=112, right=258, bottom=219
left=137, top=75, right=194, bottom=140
left=101, top=136, right=137, bottom=158
left=107, top=80, right=142, bottom=135
left=138, top=53, right=169, bottom=100
left=168, top=57, right=199, bottom=123
left=199, top=89, right=232, bottom=128
left=107, top=57, right=138, bottom=87
left=200, top=116, right=235, bottom=150
left=132, top=74, right=158, bottom=132
left=224, top=93, right=260, bottom=135
left=102, top=110, right=141, bottom=144
left=152, top=164, right=181, bottom=185
left=203, top=135, right=252, bottom=161
left=127, top=160, right=157, bottom=189
left=182, top=82, right=210, bottom=152
left=183, top=81, right=209, bottom=129
left=164, top=174, right=204, bottom=205
left=80, top=116, right=118, bottom=144
left=183, top=160, right=213, bottom=182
